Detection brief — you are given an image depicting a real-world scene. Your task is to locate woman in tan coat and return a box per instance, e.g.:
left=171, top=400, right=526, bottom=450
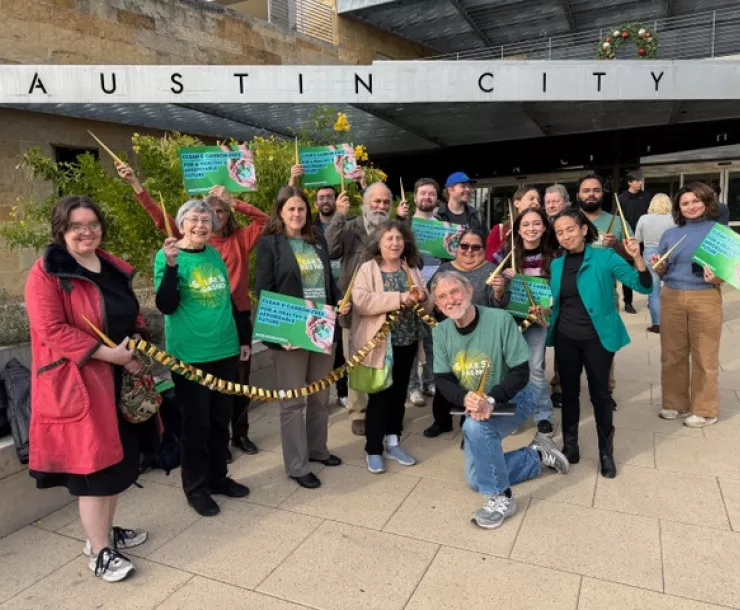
left=351, top=220, right=433, bottom=474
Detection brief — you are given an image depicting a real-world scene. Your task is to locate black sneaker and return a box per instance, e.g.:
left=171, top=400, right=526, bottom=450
left=231, top=436, right=259, bottom=455
left=211, top=478, right=250, bottom=498
left=550, top=392, right=563, bottom=409
left=188, top=492, right=220, bottom=517
left=624, top=303, right=637, bottom=314
left=536, top=420, right=555, bottom=437
left=423, top=423, right=453, bottom=438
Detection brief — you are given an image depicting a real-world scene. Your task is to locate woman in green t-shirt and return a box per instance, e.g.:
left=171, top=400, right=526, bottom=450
left=154, top=199, right=251, bottom=518
left=255, top=186, right=344, bottom=490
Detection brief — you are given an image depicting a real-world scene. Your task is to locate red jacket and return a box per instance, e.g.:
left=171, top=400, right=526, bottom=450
left=25, top=246, right=147, bottom=475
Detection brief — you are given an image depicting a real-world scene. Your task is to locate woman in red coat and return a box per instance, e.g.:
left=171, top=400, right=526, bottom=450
left=25, top=196, right=150, bottom=583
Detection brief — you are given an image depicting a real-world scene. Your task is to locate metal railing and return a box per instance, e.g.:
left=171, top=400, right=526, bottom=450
left=268, top=0, right=336, bottom=46
left=425, top=8, right=740, bottom=61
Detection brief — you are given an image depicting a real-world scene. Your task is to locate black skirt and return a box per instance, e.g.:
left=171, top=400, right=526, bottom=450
left=30, top=412, right=141, bottom=497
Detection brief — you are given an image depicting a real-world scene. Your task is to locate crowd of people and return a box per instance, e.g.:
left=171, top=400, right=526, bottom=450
left=23, top=161, right=727, bottom=582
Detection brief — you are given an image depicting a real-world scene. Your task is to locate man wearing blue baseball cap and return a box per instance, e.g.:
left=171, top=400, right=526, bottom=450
left=437, top=171, right=485, bottom=234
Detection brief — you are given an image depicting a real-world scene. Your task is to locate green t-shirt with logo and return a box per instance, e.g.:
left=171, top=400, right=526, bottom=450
left=288, top=238, right=327, bottom=303
left=432, top=307, right=530, bottom=394
left=590, top=210, right=623, bottom=249
left=154, top=245, right=239, bottom=363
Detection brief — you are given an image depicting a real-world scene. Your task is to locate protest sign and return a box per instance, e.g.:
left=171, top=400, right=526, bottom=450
left=507, top=275, right=552, bottom=321
left=298, top=144, right=356, bottom=188
left=179, top=145, right=257, bottom=194
left=412, top=217, right=465, bottom=260
left=253, top=291, right=337, bottom=355
left=691, top=223, right=740, bottom=290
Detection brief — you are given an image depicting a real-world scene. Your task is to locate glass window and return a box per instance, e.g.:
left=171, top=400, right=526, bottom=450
left=726, top=172, right=740, bottom=225
left=645, top=175, right=680, bottom=199
left=683, top=173, right=722, bottom=193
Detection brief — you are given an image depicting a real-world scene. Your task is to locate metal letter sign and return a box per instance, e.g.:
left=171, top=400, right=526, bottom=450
left=0, top=61, right=739, bottom=104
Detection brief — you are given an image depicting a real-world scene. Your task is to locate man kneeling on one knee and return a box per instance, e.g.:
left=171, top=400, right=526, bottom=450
left=431, top=271, right=570, bottom=530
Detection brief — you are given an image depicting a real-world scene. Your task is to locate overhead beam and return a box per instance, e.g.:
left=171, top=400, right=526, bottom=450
left=559, top=0, right=576, bottom=31
left=176, top=104, right=294, bottom=139
left=519, top=103, right=551, bottom=136
left=351, top=104, right=446, bottom=147
left=667, top=101, right=684, bottom=124
left=448, top=0, right=493, bottom=47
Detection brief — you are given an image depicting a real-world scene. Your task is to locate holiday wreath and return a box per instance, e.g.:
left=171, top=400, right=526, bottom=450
left=597, top=23, right=659, bottom=59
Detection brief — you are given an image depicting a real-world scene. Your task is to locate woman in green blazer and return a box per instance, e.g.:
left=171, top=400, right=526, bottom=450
left=542, top=208, right=651, bottom=478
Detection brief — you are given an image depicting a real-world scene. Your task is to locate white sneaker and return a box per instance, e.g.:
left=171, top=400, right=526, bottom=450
left=684, top=415, right=718, bottom=428
left=471, top=494, right=517, bottom=530
left=423, top=384, right=435, bottom=396
left=659, top=409, right=690, bottom=420
left=89, top=547, right=134, bottom=582
left=84, top=527, right=148, bottom=557
left=338, top=396, right=349, bottom=409
left=409, top=390, right=426, bottom=406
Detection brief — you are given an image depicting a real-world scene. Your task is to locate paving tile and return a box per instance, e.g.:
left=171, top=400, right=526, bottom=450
left=593, top=464, right=729, bottom=528
left=279, top=463, right=419, bottom=529
left=257, top=520, right=438, bottom=610
left=609, top=380, right=653, bottom=405
left=510, top=499, right=662, bottom=590
left=652, top=387, right=740, bottom=412
left=655, top=433, right=740, bottom=479
left=157, top=576, right=308, bottom=610
left=405, top=546, right=580, bottom=610
left=244, top=407, right=284, bottom=453
left=700, top=409, right=740, bottom=440
left=0, top=557, right=191, bottom=609
left=0, top=527, right=81, bottom=603
left=662, top=519, right=740, bottom=608
left=383, top=477, right=528, bottom=558
left=718, top=477, right=740, bottom=531
left=34, top=501, right=80, bottom=532
left=579, top=425, right=655, bottom=468
left=149, top=501, right=322, bottom=589
left=578, top=578, right=727, bottom=610
left=56, top=481, right=203, bottom=557
left=138, top=466, right=182, bottom=488
left=611, top=363, right=662, bottom=384
left=612, top=402, right=704, bottom=437
left=390, top=433, right=470, bottom=484
left=515, top=458, right=598, bottom=507
left=227, top=448, right=323, bottom=508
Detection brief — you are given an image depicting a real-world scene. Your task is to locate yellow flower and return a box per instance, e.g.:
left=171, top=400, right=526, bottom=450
left=333, top=112, right=351, bottom=132
left=377, top=170, right=388, bottom=182
left=354, top=144, right=368, bottom=162
left=132, top=145, right=141, bottom=153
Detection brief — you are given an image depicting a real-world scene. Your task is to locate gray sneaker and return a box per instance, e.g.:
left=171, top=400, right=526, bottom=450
left=84, top=527, right=148, bottom=557
left=366, top=454, right=386, bottom=474
left=472, top=494, right=517, bottom=529
left=89, top=547, right=134, bottom=582
left=529, top=432, right=570, bottom=474
left=384, top=445, right=416, bottom=466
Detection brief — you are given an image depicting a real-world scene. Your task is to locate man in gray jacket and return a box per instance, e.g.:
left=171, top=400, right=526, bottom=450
left=325, top=182, right=408, bottom=435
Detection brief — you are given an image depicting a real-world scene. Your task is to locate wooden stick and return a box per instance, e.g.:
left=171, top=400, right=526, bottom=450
left=508, top=199, right=516, bottom=272
left=518, top=271, right=538, bottom=309
left=652, top=234, right=687, bottom=270
left=81, top=315, right=116, bottom=348
left=294, top=137, right=299, bottom=165
left=486, top=250, right=512, bottom=285
left=476, top=360, right=490, bottom=396
left=400, top=177, right=405, bottom=200
left=158, top=192, right=173, bottom=238
left=605, top=210, right=618, bottom=235
left=340, top=159, right=345, bottom=192
left=88, top=130, right=123, bottom=165
left=337, top=266, right=359, bottom=313
left=613, top=193, right=632, bottom=238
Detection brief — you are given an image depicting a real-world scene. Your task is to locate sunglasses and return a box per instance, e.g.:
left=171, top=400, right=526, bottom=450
left=458, top=243, right=483, bottom=252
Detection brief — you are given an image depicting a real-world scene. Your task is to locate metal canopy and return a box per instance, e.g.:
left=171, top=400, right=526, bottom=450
left=4, top=99, right=740, bottom=157
left=337, top=0, right=740, bottom=54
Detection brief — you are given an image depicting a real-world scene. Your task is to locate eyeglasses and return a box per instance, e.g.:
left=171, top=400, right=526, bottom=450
left=183, top=216, right=212, bottom=225
left=458, top=243, right=483, bottom=252
left=67, top=222, right=102, bottom=235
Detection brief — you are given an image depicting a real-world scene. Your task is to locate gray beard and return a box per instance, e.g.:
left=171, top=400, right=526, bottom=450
left=364, top=210, right=388, bottom=230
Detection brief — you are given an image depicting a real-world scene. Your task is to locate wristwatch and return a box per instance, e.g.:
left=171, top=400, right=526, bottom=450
left=485, top=396, right=495, bottom=406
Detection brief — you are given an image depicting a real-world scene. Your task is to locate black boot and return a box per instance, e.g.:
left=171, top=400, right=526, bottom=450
left=561, top=426, right=580, bottom=464
left=598, top=428, right=617, bottom=479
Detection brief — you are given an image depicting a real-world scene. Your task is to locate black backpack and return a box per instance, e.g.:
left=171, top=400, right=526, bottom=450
left=0, top=369, right=10, bottom=438
left=3, top=359, right=31, bottom=464
left=140, top=385, right=181, bottom=475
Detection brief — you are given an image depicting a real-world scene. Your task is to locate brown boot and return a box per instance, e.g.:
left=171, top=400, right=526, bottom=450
left=351, top=419, right=365, bottom=436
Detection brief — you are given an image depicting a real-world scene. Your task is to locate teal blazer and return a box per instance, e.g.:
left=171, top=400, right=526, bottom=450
left=546, top=245, right=652, bottom=353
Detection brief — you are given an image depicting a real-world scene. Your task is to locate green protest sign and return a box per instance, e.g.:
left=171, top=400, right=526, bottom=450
left=691, top=223, right=740, bottom=290
left=179, top=145, right=257, bottom=195
left=507, top=275, right=552, bottom=321
left=298, top=144, right=356, bottom=188
left=253, top=291, right=337, bottom=355
left=412, top=217, right=465, bottom=260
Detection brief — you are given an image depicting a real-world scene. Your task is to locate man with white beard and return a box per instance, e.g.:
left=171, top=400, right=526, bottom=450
left=326, top=182, right=406, bottom=435
left=431, top=270, right=569, bottom=530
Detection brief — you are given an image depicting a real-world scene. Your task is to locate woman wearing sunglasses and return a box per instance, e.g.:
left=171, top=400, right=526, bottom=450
left=424, top=228, right=507, bottom=438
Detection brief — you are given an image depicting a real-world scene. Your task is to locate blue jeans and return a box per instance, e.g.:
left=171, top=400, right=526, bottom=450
left=463, top=389, right=541, bottom=496
left=521, top=323, right=552, bottom=424
left=644, top=247, right=661, bottom=326
left=408, top=327, right=434, bottom=393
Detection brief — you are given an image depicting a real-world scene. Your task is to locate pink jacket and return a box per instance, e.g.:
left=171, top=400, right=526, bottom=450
left=350, top=259, right=433, bottom=369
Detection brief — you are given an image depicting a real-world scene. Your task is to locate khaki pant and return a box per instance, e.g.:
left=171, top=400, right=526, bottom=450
left=272, top=349, right=334, bottom=477
left=343, top=329, right=368, bottom=422
left=550, top=354, right=615, bottom=394
left=660, top=286, right=722, bottom=418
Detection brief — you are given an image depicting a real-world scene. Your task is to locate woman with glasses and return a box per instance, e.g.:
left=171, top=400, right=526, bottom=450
left=25, top=196, right=153, bottom=582
left=493, top=208, right=558, bottom=437
left=154, top=200, right=251, bottom=517
left=424, top=228, right=507, bottom=438
left=648, top=183, right=723, bottom=428
left=118, top=162, right=267, bottom=457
